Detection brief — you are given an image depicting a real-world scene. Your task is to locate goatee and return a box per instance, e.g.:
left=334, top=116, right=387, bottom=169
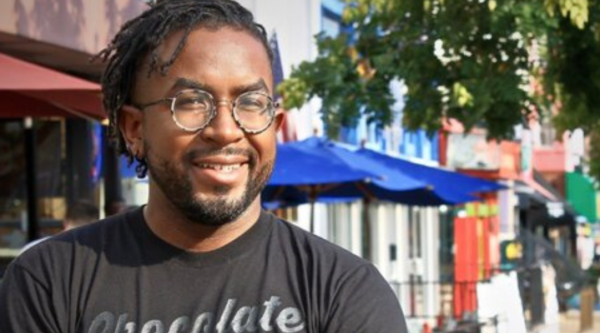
left=147, top=145, right=273, bottom=226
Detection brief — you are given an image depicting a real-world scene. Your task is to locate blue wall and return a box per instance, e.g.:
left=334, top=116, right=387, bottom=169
left=399, top=130, right=439, bottom=162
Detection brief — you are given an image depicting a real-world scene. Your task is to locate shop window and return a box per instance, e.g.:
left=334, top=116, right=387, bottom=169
left=0, top=119, right=64, bottom=249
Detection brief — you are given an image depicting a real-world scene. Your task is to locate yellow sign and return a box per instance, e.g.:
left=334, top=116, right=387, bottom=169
left=505, top=242, right=522, bottom=260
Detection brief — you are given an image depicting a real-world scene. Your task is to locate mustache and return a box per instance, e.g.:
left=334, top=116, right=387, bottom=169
left=184, top=147, right=258, bottom=167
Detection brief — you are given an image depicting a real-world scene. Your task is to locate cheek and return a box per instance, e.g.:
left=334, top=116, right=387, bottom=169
left=252, top=134, right=277, bottom=163
left=143, top=117, right=190, bottom=158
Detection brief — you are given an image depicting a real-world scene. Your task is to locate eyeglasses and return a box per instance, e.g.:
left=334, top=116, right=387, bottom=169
left=134, top=89, right=279, bottom=134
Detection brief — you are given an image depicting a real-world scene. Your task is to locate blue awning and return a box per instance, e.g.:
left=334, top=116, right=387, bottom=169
left=265, top=137, right=505, bottom=207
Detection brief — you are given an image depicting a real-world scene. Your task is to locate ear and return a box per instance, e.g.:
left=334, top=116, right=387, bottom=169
left=272, top=107, right=286, bottom=133
left=119, top=105, right=145, bottom=157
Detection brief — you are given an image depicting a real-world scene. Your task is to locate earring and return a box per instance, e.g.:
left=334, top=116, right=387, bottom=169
left=134, top=151, right=148, bottom=179
left=125, top=144, right=135, bottom=168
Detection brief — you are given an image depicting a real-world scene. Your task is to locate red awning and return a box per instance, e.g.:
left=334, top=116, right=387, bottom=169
left=0, top=92, right=76, bottom=118
left=0, top=52, right=105, bottom=120
left=21, top=91, right=105, bottom=119
left=0, top=91, right=107, bottom=120
left=0, top=52, right=100, bottom=91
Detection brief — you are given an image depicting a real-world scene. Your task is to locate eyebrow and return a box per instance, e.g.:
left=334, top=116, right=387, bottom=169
left=171, top=78, right=269, bottom=96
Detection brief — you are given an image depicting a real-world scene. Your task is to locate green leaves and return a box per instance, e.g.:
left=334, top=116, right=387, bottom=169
left=280, top=0, right=600, bottom=181
left=452, top=83, right=474, bottom=108
left=545, top=0, right=589, bottom=28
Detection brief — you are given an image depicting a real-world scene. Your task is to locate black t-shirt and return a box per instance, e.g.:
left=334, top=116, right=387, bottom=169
left=0, top=208, right=408, bottom=332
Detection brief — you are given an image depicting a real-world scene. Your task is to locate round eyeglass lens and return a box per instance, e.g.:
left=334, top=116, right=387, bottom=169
left=173, top=90, right=214, bottom=129
left=234, top=92, right=273, bottom=131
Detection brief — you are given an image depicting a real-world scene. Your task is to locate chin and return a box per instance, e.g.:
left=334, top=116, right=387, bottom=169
left=193, top=184, right=245, bottom=202
left=164, top=163, right=270, bottom=225
left=182, top=193, right=252, bottom=226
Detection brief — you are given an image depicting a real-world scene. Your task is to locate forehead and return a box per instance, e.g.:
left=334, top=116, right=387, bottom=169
left=135, top=26, right=273, bottom=96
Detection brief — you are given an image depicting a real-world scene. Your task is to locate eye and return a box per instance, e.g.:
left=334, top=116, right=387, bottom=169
left=181, top=97, right=203, bottom=106
left=238, top=94, right=268, bottom=112
left=175, top=92, right=212, bottom=112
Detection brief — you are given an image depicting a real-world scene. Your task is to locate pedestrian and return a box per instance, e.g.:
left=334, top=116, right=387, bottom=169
left=0, top=1, right=408, bottom=332
left=20, top=199, right=99, bottom=253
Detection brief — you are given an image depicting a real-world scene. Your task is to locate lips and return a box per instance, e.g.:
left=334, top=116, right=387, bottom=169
left=190, top=156, right=250, bottom=187
left=198, top=163, right=244, bottom=172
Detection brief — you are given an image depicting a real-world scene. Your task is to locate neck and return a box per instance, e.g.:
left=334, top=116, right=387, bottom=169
left=144, top=190, right=262, bottom=253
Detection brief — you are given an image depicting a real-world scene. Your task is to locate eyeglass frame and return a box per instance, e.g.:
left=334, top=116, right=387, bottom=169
left=132, top=89, right=280, bottom=134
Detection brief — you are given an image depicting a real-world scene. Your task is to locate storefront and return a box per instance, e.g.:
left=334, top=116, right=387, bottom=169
left=0, top=1, right=147, bottom=263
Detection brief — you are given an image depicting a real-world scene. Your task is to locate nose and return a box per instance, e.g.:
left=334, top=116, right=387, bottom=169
left=198, top=102, right=244, bottom=145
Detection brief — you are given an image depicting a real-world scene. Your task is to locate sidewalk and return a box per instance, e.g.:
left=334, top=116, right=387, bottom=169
left=531, top=310, right=600, bottom=333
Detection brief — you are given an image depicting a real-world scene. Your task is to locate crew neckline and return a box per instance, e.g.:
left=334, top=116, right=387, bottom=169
left=128, top=206, right=274, bottom=267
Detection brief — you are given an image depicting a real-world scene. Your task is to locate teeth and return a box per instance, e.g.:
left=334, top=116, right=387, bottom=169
left=199, top=163, right=242, bottom=171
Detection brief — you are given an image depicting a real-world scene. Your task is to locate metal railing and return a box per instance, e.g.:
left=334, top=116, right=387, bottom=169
left=388, top=279, right=499, bottom=333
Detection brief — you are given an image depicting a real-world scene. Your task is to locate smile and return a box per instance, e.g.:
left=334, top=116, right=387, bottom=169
left=191, top=160, right=249, bottom=187
left=198, top=163, right=244, bottom=172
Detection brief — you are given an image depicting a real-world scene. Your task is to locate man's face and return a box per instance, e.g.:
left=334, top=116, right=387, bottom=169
left=128, top=27, right=282, bottom=225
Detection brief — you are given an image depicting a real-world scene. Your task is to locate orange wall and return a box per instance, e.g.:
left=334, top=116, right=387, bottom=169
left=533, top=143, right=567, bottom=173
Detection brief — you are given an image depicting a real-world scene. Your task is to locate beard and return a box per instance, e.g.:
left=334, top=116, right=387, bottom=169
left=145, top=143, right=274, bottom=226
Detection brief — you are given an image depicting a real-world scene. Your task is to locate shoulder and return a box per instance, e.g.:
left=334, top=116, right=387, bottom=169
left=13, top=208, right=141, bottom=279
left=266, top=212, right=376, bottom=281
left=20, top=236, right=50, bottom=254
left=27, top=207, right=137, bottom=250
left=270, top=213, right=366, bottom=260
left=265, top=213, right=407, bottom=332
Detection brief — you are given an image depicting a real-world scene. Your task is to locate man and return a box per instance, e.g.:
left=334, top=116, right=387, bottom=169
left=20, top=200, right=99, bottom=253
left=0, top=1, right=408, bottom=332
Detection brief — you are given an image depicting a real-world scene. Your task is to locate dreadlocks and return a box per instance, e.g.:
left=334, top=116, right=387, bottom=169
left=95, top=0, right=273, bottom=177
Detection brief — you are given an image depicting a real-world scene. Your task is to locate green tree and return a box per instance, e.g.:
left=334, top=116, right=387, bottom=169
left=279, top=0, right=600, bottom=181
